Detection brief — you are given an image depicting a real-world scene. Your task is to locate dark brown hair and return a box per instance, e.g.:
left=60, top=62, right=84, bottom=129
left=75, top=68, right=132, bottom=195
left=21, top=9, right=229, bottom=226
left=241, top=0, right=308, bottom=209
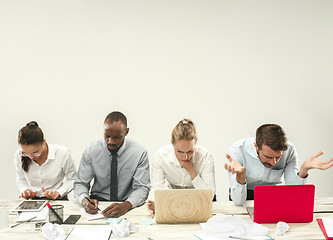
left=18, top=121, right=44, bottom=172
left=256, top=124, right=288, bottom=151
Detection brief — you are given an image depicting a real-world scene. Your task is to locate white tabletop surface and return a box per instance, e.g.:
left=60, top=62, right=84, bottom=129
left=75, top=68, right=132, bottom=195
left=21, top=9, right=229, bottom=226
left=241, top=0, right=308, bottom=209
left=1, top=197, right=333, bottom=239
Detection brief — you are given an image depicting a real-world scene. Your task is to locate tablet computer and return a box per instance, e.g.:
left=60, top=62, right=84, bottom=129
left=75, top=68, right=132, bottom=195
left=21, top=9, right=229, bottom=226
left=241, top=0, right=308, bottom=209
left=13, top=200, right=47, bottom=212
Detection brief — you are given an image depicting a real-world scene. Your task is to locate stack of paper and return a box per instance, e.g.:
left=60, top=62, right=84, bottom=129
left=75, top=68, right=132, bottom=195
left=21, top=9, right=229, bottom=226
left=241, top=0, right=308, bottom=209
left=16, top=207, right=48, bottom=222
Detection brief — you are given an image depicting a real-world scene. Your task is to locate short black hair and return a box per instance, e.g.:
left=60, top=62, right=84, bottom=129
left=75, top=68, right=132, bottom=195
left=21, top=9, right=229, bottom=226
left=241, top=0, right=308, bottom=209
left=104, top=111, right=127, bottom=127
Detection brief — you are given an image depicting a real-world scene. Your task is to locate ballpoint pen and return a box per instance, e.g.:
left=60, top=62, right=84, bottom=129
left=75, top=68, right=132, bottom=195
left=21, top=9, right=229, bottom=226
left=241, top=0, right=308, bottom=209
left=10, top=216, right=37, bottom=228
left=85, top=196, right=101, bottom=211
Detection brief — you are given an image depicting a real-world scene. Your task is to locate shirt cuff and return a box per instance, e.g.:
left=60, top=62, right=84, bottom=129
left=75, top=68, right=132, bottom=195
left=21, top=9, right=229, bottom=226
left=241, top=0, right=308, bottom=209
left=192, top=175, right=205, bottom=188
left=126, top=197, right=138, bottom=208
left=231, top=181, right=247, bottom=206
left=296, top=173, right=308, bottom=184
left=55, top=186, right=67, bottom=198
left=78, top=193, right=89, bottom=205
left=234, top=180, right=247, bottom=190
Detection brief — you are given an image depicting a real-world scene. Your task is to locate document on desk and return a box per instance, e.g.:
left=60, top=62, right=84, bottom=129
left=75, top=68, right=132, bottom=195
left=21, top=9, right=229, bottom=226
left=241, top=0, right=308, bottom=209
left=323, top=218, right=333, bottom=237
left=194, top=233, right=273, bottom=240
left=66, top=225, right=112, bottom=240
left=317, top=218, right=333, bottom=239
left=80, top=208, right=105, bottom=221
left=16, top=207, right=48, bottom=222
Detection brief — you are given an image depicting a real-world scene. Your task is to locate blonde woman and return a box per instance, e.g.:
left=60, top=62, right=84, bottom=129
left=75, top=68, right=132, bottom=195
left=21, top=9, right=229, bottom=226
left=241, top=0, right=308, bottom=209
left=147, top=119, right=216, bottom=217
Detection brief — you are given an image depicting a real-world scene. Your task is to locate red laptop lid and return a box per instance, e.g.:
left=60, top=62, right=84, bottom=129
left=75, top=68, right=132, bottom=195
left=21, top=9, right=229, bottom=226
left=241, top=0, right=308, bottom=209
left=253, top=184, right=315, bottom=223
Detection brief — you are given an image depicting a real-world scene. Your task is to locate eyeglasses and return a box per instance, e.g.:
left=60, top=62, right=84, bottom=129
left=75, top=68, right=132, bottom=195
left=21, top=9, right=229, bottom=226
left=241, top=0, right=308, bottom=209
left=21, top=149, right=42, bottom=157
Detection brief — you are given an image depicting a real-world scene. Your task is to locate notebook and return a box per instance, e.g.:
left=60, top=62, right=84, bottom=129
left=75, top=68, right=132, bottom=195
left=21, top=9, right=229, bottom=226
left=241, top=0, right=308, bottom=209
left=154, top=189, right=213, bottom=224
left=246, top=184, right=315, bottom=223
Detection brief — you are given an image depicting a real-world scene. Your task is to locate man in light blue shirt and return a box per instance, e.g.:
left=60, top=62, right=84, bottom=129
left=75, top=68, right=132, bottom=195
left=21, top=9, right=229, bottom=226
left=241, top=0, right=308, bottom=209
left=224, top=124, right=333, bottom=206
left=74, top=111, right=150, bottom=217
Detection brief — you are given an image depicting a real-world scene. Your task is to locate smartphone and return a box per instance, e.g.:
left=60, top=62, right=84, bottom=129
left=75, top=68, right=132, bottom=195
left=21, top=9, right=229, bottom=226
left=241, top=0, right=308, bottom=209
left=62, top=215, right=81, bottom=224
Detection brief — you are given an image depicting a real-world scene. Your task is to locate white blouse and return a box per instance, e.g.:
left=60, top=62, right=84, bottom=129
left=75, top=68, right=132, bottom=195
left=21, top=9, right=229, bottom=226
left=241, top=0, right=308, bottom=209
left=14, top=144, right=76, bottom=198
left=150, top=144, right=216, bottom=199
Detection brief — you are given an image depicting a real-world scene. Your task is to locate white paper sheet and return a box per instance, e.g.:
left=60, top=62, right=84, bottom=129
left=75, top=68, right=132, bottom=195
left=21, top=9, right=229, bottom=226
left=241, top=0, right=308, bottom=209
left=66, top=225, right=112, bottom=240
left=194, top=232, right=272, bottom=240
left=322, top=218, right=333, bottom=237
left=80, top=208, right=105, bottom=221
left=16, top=207, right=48, bottom=222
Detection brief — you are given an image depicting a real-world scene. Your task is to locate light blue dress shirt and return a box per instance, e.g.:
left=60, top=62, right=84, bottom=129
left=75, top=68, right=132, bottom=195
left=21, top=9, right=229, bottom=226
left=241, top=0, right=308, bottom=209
left=228, top=137, right=307, bottom=206
left=74, top=138, right=150, bottom=207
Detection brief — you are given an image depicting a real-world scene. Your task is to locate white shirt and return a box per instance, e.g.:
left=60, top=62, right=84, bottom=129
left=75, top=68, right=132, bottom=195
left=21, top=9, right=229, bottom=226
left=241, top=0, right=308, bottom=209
left=14, top=144, right=76, bottom=198
left=150, top=144, right=216, bottom=199
left=228, top=137, right=307, bottom=206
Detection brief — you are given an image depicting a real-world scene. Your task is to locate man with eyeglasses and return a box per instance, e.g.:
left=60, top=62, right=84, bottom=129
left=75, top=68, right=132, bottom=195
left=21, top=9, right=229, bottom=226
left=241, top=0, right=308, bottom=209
left=224, top=124, right=333, bottom=206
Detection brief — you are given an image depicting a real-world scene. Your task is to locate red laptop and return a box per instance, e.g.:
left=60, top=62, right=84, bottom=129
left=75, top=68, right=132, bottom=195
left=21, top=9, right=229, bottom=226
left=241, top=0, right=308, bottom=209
left=247, top=184, right=315, bottom=223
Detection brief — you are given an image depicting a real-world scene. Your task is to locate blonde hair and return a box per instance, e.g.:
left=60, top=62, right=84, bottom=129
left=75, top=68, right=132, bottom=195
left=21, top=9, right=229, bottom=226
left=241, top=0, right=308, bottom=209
left=171, top=118, right=197, bottom=143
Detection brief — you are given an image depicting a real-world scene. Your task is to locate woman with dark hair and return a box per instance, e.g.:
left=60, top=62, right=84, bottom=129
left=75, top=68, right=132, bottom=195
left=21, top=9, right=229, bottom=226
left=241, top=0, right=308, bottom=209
left=14, top=121, right=76, bottom=200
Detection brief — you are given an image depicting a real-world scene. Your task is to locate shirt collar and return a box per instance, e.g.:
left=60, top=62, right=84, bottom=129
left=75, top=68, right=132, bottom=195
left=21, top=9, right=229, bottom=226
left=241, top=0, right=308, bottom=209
left=117, top=138, right=127, bottom=155
left=171, top=151, right=180, bottom=166
left=246, top=138, right=259, bottom=159
left=47, top=143, right=56, bottom=160
left=104, top=138, right=127, bottom=156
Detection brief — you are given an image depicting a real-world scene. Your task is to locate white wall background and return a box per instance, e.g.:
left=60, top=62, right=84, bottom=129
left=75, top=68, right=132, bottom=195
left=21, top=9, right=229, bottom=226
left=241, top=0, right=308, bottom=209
left=1, top=0, right=332, bottom=201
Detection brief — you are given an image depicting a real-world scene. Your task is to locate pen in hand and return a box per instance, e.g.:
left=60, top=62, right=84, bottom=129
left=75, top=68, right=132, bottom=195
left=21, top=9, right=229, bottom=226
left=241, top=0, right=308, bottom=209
left=85, top=196, right=101, bottom=211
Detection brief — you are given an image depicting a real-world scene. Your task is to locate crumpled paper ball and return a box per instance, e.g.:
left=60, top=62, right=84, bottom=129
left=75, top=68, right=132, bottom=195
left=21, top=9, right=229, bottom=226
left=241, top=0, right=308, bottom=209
left=42, top=222, right=66, bottom=240
left=109, top=219, right=137, bottom=237
left=276, top=221, right=289, bottom=236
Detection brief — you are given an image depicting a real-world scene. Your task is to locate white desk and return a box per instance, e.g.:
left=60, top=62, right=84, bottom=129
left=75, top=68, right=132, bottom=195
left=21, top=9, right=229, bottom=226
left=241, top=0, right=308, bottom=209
left=1, top=198, right=332, bottom=239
